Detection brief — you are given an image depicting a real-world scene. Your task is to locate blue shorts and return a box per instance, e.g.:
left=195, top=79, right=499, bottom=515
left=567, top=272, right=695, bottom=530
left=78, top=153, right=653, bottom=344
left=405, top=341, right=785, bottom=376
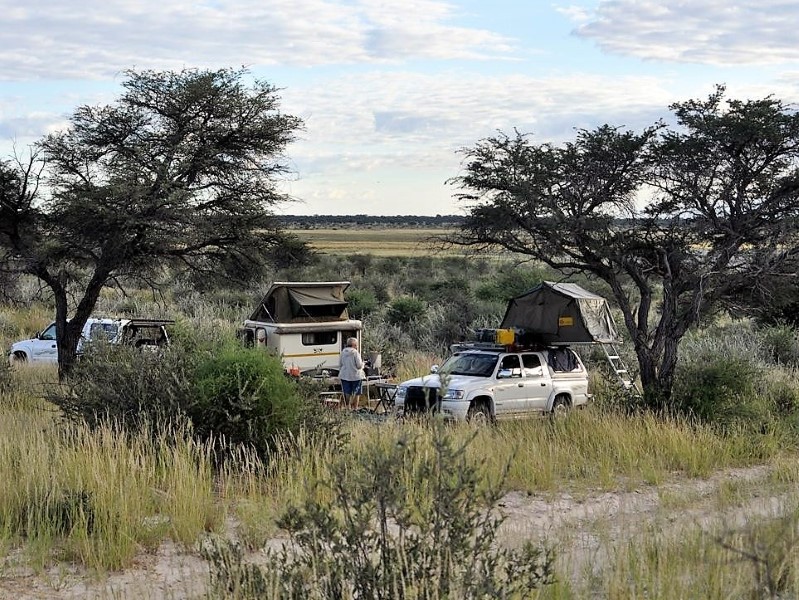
left=341, top=379, right=363, bottom=396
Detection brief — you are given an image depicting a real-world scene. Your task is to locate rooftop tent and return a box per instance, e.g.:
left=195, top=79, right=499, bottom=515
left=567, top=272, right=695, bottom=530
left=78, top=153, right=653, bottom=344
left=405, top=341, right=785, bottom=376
left=248, top=281, right=351, bottom=322
left=500, top=281, right=620, bottom=344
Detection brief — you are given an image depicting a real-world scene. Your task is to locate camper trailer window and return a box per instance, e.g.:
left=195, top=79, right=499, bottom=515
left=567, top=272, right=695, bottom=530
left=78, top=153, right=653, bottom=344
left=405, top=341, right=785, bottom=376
left=301, top=331, right=337, bottom=346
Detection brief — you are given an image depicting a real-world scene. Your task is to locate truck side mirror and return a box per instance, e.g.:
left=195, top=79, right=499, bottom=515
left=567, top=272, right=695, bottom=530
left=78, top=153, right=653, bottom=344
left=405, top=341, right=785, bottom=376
left=497, top=368, right=512, bottom=379
left=430, top=364, right=439, bottom=374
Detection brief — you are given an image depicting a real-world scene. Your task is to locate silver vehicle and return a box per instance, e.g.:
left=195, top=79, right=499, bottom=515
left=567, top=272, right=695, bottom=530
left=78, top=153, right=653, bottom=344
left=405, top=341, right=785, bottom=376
left=394, top=347, right=590, bottom=423
left=8, top=318, right=172, bottom=365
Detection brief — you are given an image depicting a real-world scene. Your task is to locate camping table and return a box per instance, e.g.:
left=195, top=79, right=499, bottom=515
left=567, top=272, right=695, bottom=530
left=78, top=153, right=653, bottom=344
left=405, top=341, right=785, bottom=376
left=371, top=382, right=398, bottom=414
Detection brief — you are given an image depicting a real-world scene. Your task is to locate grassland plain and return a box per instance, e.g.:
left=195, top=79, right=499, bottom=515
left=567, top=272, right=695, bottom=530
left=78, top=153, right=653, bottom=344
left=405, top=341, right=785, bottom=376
left=3, top=237, right=799, bottom=598
left=288, top=226, right=512, bottom=257
left=287, top=227, right=450, bottom=256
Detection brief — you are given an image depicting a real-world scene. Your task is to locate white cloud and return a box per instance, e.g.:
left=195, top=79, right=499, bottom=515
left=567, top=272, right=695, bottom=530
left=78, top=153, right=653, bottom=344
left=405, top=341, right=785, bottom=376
left=2, top=0, right=798, bottom=215
left=573, top=0, right=799, bottom=66
left=0, top=0, right=515, bottom=80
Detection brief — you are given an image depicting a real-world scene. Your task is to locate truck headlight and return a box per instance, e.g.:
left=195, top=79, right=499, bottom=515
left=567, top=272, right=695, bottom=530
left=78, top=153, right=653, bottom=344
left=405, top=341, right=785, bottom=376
left=442, top=389, right=464, bottom=400
left=395, top=386, right=407, bottom=400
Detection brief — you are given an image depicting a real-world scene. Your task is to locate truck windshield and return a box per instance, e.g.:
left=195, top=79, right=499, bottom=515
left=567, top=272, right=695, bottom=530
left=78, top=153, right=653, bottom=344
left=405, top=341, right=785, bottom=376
left=440, top=353, right=497, bottom=377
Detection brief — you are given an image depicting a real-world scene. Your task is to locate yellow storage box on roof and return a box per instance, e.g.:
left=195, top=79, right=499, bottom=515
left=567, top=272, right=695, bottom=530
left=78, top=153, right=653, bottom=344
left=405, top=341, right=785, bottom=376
left=495, top=329, right=515, bottom=345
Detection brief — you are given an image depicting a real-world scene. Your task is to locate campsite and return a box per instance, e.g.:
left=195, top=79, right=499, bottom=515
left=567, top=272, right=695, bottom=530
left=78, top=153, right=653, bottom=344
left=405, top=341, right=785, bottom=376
left=2, top=240, right=799, bottom=598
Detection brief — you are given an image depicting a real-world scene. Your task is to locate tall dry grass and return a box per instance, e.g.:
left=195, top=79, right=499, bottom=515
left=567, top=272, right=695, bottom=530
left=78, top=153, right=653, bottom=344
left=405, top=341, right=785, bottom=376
left=0, top=388, right=223, bottom=571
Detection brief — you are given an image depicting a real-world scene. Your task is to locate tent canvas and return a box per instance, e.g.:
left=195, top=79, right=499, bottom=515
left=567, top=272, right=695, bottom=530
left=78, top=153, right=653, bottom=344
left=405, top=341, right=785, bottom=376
left=248, top=281, right=351, bottom=322
left=500, top=281, right=620, bottom=344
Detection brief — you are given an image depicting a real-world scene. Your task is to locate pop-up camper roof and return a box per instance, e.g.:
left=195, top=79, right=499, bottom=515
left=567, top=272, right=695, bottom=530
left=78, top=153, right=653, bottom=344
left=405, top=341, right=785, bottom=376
left=500, top=281, right=620, bottom=344
left=248, top=281, right=351, bottom=323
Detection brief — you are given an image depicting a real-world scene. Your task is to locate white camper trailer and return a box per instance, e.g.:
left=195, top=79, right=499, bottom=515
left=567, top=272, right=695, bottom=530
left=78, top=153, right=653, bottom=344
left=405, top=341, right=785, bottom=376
left=240, top=281, right=362, bottom=377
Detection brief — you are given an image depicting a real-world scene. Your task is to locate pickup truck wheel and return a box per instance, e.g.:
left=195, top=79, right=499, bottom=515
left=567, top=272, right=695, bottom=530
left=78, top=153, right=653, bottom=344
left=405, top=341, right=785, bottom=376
left=551, top=395, right=570, bottom=417
left=467, top=402, right=491, bottom=425
left=9, top=351, right=28, bottom=367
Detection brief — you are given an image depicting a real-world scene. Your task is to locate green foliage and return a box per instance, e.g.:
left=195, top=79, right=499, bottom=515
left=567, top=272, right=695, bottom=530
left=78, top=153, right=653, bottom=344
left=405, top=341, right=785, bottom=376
left=49, top=342, right=195, bottom=432
left=50, top=338, right=335, bottom=463
left=768, top=379, right=799, bottom=417
left=671, top=354, right=769, bottom=430
left=1, top=67, right=305, bottom=376
left=761, top=324, right=799, bottom=367
left=387, top=295, right=427, bottom=326
left=189, top=345, right=306, bottom=461
left=350, top=253, right=374, bottom=276
left=451, top=88, right=799, bottom=404
left=266, top=233, right=317, bottom=271
left=345, top=288, right=378, bottom=319
left=203, top=424, right=555, bottom=599
left=474, top=266, right=549, bottom=303
left=19, top=488, right=95, bottom=537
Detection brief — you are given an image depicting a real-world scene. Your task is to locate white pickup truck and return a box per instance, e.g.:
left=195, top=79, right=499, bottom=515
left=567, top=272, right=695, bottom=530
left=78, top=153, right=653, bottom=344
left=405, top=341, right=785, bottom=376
left=8, top=317, right=172, bottom=365
left=394, top=346, right=590, bottom=422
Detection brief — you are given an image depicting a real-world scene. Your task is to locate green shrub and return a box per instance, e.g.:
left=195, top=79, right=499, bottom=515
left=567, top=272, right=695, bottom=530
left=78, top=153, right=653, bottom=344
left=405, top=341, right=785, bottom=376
left=49, top=342, right=195, bottom=432
left=203, top=424, right=555, bottom=599
left=474, top=266, right=549, bottom=303
left=19, top=488, right=95, bottom=537
left=761, top=324, right=799, bottom=367
left=190, top=345, right=306, bottom=461
left=386, top=296, right=426, bottom=326
left=671, top=355, right=769, bottom=430
left=345, top=288, right=378, bottom=319
left=765, top=375, right=799, bottom=417
left=50, top=339, right=336, bottom=463
left=350, top=253, right=374, bottom=276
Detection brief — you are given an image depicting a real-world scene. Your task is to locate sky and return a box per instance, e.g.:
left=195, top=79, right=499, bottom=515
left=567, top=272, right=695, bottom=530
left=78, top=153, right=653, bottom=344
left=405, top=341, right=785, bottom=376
left=1, top=1, right=798, bottom=216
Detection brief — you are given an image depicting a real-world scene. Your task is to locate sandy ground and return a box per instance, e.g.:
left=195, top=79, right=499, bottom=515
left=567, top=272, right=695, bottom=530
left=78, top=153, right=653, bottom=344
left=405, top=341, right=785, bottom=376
left=0, top=464, right=784, bottom=599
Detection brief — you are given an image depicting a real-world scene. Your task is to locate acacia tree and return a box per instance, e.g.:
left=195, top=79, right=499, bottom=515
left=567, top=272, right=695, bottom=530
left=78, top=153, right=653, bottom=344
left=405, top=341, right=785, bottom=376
left=0, top=68, right=303, bottom=377
left=450, top=88, right=799, bottom=406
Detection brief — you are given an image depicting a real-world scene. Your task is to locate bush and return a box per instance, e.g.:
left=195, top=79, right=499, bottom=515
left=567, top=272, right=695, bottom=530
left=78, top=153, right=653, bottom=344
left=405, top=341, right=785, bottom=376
left=203, top=424, right=555, bottom=599
left=189, top=345, right=307, bottom=461
left=49, top=342, right=195, bottom=432
left=671, top=354, right=769, bottom=430
left=50, top=338, right=335, bottom=463
left=345, top=288, right=378, bottom=319
left=761, top=324, right=799, bottom=367
left=386, top=296, right=426, bottom=326
left=474, top=266, right=549, bottom=303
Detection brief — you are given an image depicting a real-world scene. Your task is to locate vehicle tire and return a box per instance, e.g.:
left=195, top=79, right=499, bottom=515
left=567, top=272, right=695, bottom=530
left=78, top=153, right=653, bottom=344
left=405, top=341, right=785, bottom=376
left=551, top=395, right=571, bottom=417
left=9, top=351, right=28, bottom=367
left=467, top=401, right=492, bottom=425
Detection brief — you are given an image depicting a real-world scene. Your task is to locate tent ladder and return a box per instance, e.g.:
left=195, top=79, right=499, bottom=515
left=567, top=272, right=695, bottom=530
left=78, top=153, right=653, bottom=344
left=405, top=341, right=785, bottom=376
left=601, top=343, right=642, bottom=396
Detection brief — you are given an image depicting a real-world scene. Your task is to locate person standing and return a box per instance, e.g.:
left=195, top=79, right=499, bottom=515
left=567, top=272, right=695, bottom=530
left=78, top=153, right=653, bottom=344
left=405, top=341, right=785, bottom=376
left=339, top=337, right=365, bottom=410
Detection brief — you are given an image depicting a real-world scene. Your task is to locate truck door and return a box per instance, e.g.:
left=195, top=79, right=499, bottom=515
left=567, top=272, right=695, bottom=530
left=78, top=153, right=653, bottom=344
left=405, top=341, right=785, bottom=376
left=29, top=322, right=58, bottom=363
left=492, top=354, right=527, bottom=417
left=521, top=353, right=551, bottom=412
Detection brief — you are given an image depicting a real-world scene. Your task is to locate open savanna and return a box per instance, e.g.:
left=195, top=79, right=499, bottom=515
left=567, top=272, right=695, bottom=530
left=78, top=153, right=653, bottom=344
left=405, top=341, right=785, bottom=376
left=290, top=227, right=459, bottom=256
left=4, top=260, right=799, bottom=597
left=3, top=357, right=799, bottom=598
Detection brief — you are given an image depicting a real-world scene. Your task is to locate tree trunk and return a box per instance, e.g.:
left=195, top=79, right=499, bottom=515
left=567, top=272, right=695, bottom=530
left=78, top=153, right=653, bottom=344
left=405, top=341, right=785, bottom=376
left=57, top=325, right=82, bottom=380
left=634, top=345, right=663, bottom=408
left=634, top=331, right=682, bottom=411
left=54, top=268, right=110, bottom=379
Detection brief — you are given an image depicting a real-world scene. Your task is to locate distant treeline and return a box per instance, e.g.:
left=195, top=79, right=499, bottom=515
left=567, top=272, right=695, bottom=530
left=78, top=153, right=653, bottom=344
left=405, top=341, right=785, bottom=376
left=278, top=214, right=466, bottom=228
